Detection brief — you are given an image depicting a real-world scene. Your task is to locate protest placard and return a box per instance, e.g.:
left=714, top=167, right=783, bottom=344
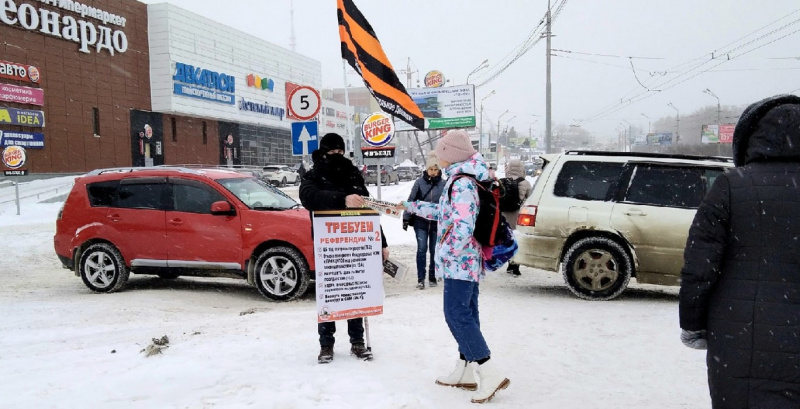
left=313, top=209, right=384, bottom=322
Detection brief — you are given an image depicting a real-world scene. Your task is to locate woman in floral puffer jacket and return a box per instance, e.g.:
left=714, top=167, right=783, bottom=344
left=400, top=130, right=510, bottom=404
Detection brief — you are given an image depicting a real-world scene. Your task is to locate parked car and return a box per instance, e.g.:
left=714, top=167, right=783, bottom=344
left=363, top=164, right=399, bottom=185
left=514, top=150, right=733, bottom=300
left=262, top=165, right=299, bottom=187
left=53, top=167, right=315, bottom=301
left=395, top=165, right=420, bottom=181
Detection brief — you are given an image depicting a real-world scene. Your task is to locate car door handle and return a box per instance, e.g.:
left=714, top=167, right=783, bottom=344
left=169, top=218, right=184, bottom=226
left=625, top=210, right=647, bottom=216
left=107, top=214, right=121, bottom=222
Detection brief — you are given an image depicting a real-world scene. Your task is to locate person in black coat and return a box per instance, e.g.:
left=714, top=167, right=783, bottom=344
left=679, top=94, right=800, bottom=408
left=402, top=153, right=445, bottom=289
left=299, top=133, right=389, bottom=364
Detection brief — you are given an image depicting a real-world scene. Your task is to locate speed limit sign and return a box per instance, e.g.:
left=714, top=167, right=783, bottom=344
left=287, top=85, right=321, bottom=121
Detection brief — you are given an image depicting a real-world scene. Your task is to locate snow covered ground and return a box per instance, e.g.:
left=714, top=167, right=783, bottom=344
left=0, top=176, right=711, bottom=408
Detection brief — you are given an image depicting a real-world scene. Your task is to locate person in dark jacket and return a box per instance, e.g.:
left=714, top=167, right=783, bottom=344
left=679, top=94, right=800, bottom=409
left=300, top=133, right=389, bottom=364
left=403, top=152, right=445, bottom=289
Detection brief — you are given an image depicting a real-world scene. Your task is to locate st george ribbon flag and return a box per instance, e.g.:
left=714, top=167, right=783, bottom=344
left=337, top=0, right=425, bottom=131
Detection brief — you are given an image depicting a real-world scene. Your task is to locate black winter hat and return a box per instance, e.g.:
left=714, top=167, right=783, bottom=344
left=319, top=133, right=345, bottom=153
left=732, top=94, right=800, bottom=166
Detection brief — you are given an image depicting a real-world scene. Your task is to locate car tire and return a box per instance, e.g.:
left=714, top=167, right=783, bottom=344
left=254, top=246, right=310, bottom=301
left=280, top=177, right=287, bottom=187
left=561, top=237, right=631, bottom=301
left=79, top=243, right=130, bottom=293
left=157, top=272, right=180, bottom=279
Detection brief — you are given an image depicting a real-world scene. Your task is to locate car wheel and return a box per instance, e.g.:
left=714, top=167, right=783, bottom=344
left=294, top=176, right=300, bottom=186
left=79, top=243, right=130, bottom=293
left=280, top=177, right=287, bottom=187
left=157, top=272, right=180, bottom=279
left=561, top=237, right=631, bottom=301
left=254, top=246, right=310, bottom=301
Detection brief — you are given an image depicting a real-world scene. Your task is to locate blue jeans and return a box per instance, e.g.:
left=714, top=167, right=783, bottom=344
left=443, top=278, right=491, bottom=362
left=415, top=225, right=436, bottom=283
left=318, top=319, right=363, bottom=347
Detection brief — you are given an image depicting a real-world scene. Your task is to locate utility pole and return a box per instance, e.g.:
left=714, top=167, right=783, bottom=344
left=403, top=58, right=425, bottom=164
left=545, top=0, right=552, bottom=154
left=668, top=102, right=680, bottom=144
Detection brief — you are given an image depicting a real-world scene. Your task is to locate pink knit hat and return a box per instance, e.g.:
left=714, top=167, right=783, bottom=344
left=435, top=130, right=477, bottom=164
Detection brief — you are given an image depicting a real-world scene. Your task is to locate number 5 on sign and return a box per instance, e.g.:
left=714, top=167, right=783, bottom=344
left=287, top=85, right=321, bottom=121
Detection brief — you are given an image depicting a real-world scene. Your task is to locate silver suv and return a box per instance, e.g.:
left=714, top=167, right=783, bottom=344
left=514, top=151, right=733, bottom=300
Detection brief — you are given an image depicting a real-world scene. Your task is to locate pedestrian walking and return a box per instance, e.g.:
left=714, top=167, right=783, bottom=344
left=499, top=159, right=532, bottom=276
left=679, top=94, right=800, bottom=408
left=399, top=129, right=510, bottom=404
left=300, top=133, right=389, bottom=364
left=403, top=152, right=445, bottom=289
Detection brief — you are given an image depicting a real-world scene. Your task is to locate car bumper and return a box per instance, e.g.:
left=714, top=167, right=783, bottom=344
left=513, top=232, right=562, bottom=272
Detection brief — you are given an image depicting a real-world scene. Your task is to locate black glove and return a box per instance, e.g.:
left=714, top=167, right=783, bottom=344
left=402, top=220, right=409, bottom=231
left=680, top=329, right=707, bottom=350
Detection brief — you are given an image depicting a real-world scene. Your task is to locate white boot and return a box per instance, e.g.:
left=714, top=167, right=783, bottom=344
left=435, top=358, right=478, bottom=391
left=470, top=360, right=510, bottom=404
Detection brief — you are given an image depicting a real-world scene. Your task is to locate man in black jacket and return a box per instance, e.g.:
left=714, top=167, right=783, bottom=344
left=679, top=94, right=800, bottom=408
left=300, top=133, right=389, bottom=364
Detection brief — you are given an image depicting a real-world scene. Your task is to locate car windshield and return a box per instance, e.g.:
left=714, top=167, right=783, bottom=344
left=217, top=177, right=298, bottom=210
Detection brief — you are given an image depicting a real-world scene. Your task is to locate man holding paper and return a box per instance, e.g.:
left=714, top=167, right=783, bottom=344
left=300, top=133, right=389, bottom=364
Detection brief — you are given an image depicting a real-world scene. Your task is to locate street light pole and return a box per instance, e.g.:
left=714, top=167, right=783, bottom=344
left=623, top=119, right=633, bottom=152
left=704, top=88, right=721, bottom=126
left=494, top=110, right=509, bottom=160
left=641, top=113, right=651, bottom=133
left=466, top=59, right=489, bottom=84
left=545, top=0, right=552, bottom=154
left=667, top=102, right=680, bottom=143
left=479, top=91, right=496, bottom=155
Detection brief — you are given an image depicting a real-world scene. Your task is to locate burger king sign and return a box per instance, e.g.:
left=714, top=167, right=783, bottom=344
left=424, top=70, right=445, bottom=88
left=361, top=112, right=395, bottom=148
left=2, top=146, right=26, bottom=169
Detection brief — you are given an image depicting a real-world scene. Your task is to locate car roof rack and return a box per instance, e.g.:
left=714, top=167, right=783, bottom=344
left=86, top=166, right=204, bottom=176
left=564, top=150, right=734, bottom=163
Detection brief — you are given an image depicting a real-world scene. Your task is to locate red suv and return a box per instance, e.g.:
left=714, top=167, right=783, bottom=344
left=54, top=167, right=315, bottom=301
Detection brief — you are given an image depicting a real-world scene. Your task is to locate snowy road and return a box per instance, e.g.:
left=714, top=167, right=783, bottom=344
left=0, top=178, right=711, bottom=408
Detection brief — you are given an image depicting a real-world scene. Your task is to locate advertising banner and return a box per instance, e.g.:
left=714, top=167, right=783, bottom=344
left=0, top=107, right=45, bottom=128
left=646, top=132, right=673, bottom=146
left=0, top=60, right=40, bottom=83
left=313, top=210, right=384, bottom=323
left=395, top=85, right=476, bottom=131
left=701, top=125, right=720, bottom=144
left=719, top=124, right=735, bottom=144
left=0, top=130, right=44, bottom=149
left=0, top=83, right=44, bottom=106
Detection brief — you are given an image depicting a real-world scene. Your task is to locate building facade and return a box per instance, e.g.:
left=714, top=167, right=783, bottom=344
left=0, top=0, right=323, bottom=173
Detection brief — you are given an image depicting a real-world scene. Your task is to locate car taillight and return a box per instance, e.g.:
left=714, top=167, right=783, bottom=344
left=517, top=205, right=537, bottom=227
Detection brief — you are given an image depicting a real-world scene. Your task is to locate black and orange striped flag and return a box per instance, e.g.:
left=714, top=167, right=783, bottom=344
left=337, top=0, right=425, bottom=131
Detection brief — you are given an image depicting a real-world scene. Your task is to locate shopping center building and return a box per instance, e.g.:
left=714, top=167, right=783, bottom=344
left=0, top=0, right=323, bottom=173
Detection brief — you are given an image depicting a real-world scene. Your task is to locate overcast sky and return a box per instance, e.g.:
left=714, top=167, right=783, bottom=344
left=140, top=0, right=800, bottom=138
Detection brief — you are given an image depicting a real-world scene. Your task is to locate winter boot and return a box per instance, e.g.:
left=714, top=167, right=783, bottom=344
left=435, top=359, right=478, bottom=391
left=505, top=263, right=521, bottom=276
left=350, top=342, right=373, bottom=361
left=470, top=360, right=510, bottom=404
left=416, top=282, right=425, bottom=290
left=428, top=280, right=438, bottom=288
left=318, top=346, right=334, bottom=364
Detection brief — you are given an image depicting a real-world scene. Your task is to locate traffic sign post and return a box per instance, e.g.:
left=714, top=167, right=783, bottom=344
left=291, top=121, right=319, bottom=156
left=287, top=85, right=321, bottom=121
left=2, top=145, right=27, bottom=215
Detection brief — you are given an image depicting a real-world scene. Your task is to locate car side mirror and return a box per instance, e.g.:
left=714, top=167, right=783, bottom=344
left=211, top=201, right=235, bottom=216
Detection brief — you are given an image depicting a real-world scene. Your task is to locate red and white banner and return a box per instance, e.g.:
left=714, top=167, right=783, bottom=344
left=0, top=83, right=44, bottom=106
left=719, top=124, right=735, bottom=144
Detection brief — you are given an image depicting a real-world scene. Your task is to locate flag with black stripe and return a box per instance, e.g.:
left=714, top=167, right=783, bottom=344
left=337, top=0, right=425, bottom=131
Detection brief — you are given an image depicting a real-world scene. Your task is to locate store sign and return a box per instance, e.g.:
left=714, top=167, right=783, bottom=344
left=361, top=112, right=394, bottom=148
left=246, top=74, right=274, bottom=92
left=173, top=62, right=235, bottom=105
left=424, top=70, right=445, bottom=88
left=0, top=60, right=40, bottom=83
left=0, top=107, right=45, bottom=127
left=238, top=98, right=285, bottom=120
left=0, top=0, right=129, bottom=55
left=2, top=145, right=26, bottom=169
left=0, top=83, right=44, bottom=105
left=0, top=130, right=44, bottom=148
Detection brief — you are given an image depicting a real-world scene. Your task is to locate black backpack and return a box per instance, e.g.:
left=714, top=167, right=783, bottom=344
left=498, top=177, right=525, bottom=212
left=447, top=173, right=508, bottom=247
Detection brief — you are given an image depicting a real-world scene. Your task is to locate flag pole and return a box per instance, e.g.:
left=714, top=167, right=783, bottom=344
left=342, top=60, right=354, bottom=158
